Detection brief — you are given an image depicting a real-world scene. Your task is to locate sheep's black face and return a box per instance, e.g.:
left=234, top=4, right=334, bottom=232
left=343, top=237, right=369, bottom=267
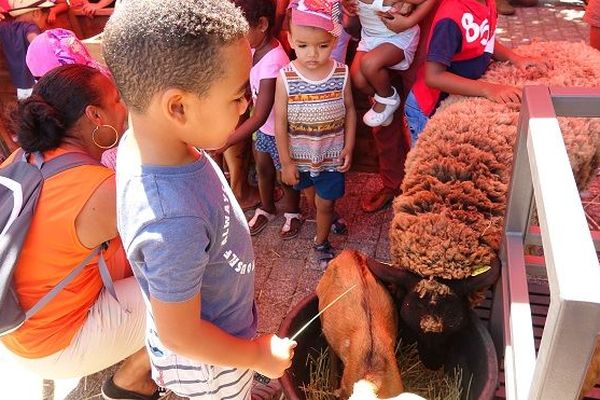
left=398, top=285, right=470, bottom=370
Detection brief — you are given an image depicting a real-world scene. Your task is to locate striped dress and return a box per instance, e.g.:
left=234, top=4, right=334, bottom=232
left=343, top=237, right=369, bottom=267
left=281, top=60, right=347, bottom=177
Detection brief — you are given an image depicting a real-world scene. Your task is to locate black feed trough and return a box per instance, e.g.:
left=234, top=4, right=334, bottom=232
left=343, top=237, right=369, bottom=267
left=278, top=293, right=498, bottom=400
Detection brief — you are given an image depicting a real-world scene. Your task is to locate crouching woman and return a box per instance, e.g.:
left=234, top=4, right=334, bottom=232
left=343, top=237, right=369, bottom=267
left=0, top=65, right=159, bottom=400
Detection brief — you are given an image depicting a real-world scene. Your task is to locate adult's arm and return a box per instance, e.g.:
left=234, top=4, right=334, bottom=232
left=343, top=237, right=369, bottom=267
left=75, top=174, right=118, bottom=248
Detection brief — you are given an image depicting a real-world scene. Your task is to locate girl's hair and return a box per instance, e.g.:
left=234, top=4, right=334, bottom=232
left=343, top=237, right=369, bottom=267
left=233, top=0, right=276, bottom=33
left=16, top=64, right=104, bottom=153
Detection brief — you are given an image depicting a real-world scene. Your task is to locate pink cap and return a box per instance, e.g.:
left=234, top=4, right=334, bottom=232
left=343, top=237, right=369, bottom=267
left=26, top=28, right=111, bottom=78
left=289, top=0, right=342, bottom=37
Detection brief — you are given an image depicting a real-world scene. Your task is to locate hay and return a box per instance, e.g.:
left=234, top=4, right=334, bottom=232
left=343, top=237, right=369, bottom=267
left=302, top=340, right=470, bottom=400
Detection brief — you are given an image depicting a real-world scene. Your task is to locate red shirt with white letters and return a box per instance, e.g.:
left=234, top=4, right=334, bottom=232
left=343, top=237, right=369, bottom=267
left=411, top=0, right=498, bottom=116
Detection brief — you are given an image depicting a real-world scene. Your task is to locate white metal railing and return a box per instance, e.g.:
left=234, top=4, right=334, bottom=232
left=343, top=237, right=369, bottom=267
left=489, top=86, right=600, bottom=400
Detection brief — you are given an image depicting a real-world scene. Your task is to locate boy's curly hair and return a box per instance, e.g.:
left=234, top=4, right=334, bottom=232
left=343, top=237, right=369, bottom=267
left=102, top=0, right=248, bottom=113
left=232, top=0, right=276, bottom=33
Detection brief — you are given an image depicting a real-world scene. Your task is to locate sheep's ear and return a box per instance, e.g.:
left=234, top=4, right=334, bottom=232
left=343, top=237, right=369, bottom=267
left=366, top=258, right=420, bottom=289
left=447, top=255, right=501, bottom=295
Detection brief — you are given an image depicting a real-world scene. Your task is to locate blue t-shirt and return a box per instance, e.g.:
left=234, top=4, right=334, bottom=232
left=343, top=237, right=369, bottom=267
left=116, top=145, right=257, bottom=343
left=0, top=21, right=39, bottom=88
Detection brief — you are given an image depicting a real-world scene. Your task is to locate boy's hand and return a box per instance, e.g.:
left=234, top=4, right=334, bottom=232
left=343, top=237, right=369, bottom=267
left=337, top=147, right=353, bottom=173
left=483, top=83, right=522, bottom=104
left=511, top=55, right=547, bottom=71
left=253, top=335, right=296, bottom=379
left=341, top=0, right=358, bottom=16
left=281, top=162, right=299, bottom=186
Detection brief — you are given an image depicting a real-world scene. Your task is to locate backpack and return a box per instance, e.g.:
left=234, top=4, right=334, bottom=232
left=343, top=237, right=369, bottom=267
left=0, top=149, right=117, bottom=336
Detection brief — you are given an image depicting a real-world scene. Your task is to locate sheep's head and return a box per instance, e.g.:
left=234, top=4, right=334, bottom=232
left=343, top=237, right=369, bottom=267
left=367, top=257, right=500, bottom=370
left=389, top=209, right=501, bottom=280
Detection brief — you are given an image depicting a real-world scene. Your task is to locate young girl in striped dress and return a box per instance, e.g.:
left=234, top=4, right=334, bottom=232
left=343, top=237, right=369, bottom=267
left=274, top=0, right=356, bottom=267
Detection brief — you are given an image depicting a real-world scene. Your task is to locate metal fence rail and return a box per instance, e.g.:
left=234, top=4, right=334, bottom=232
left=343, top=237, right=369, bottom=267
left=489, top=86, right=600, bottom=400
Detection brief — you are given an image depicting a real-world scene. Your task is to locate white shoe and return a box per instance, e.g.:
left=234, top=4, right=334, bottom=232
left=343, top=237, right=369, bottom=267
left=363, top=87, right=400, bottom=127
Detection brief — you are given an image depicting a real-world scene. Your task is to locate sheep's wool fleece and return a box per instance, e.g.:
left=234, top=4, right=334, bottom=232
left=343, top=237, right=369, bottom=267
left=390, top=41, right=600, bottom=280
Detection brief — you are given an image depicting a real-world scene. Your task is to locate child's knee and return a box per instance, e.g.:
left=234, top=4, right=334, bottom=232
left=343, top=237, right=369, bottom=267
left=360, top=54, right=382, bottom=77
left=315, top=196, right=335, bottom=213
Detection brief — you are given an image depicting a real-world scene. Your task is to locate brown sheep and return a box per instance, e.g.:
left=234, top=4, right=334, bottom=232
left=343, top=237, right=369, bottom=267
left=316, top=250, right=403, bottom=400
left=380, top=41, right=600, bottom=379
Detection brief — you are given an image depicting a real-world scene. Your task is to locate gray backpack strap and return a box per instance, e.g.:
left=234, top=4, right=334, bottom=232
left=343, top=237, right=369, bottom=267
left=97, top=248, right=118, bottom=301
left=37, top=151, right=101, bottom=179
left=25, top=247, right=107, bottom=319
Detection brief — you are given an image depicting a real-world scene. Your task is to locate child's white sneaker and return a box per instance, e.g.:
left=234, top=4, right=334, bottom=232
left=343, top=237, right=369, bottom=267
left=363, top=87, right=400, bottom=127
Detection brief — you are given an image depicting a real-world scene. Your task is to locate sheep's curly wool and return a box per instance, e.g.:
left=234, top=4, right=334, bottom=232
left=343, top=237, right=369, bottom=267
left=390, top=41, right=600, bottom=280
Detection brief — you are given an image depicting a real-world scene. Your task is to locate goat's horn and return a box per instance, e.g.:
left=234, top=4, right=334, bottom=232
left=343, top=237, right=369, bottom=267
left=366, top=258, right=420, bottom=288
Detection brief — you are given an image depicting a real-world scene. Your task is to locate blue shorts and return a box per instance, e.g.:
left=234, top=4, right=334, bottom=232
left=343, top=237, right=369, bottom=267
left=404, top=91, right=430, bottom=146
left=254, top=131, right=281, bottom=170
left=294, top=171, right=345, bottom=201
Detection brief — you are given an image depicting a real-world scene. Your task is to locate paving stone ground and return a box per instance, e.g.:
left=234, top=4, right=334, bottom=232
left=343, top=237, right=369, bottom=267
left=0, top=1, right=597, bottom=398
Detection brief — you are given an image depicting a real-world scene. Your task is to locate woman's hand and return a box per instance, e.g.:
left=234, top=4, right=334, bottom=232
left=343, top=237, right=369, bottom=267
left=378, top=8, right=414, bottom=32
left=393, top=1, right=415, bottom=16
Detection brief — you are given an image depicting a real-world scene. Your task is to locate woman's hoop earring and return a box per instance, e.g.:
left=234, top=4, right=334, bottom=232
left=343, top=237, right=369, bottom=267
left=91, top=125, right=119, bottom=149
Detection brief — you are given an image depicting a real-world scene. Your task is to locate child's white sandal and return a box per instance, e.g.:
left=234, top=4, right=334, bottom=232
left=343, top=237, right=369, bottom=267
left=362, top=87, right=400, bottom=127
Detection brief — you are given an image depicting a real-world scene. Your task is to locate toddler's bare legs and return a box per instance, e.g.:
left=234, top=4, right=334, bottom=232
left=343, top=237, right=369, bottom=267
left=255, top=149, right=277, bottom=214
left=351, top=51, right=376, bottom=96
left=359, top=44, right=405, bottom=112
left=224, top=139, right=260, bottom=210
left=113, top=348, right=156, bottom=396
left=304, top=187, right=334, bottom=245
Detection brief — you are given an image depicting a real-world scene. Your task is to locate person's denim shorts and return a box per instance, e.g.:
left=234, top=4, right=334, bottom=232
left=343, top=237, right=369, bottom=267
left=294, top=171, right=345, bottom=201
left=254, top=130, right=281, bottom=170
left=404, top=91, right=430, bottom=146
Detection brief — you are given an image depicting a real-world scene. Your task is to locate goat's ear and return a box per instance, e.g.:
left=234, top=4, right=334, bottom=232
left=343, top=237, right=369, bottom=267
left=447, top=255, right=501, bottom=295
left=366, top=258, right=420, bottom=289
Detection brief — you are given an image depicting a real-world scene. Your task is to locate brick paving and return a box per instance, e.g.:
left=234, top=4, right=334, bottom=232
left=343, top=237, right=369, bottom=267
left=0, top=1, right=597, bottom=398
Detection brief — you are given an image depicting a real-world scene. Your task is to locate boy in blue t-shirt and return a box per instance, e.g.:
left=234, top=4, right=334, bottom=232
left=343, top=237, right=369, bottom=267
left=103, top=0, right=296, bottom=399
left=404, top=0, right=542, bottom=145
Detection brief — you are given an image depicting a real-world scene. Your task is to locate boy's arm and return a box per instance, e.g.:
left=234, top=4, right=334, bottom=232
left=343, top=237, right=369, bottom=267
left=151, top=294, right=294, bottom=378
left=379, top=0, right=436, bottom=33
left=338, top=78, right=356, bottom=173
left=221, top=78, right=276, bottom=150
left=274, top=74, right=298, bottom=186
left=139, top=217, right=295, bottom=378
left=425, top=61, right=521, bottom=103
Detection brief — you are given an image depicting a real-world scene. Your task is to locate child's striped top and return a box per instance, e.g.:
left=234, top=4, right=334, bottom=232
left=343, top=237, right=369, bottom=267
left=280, top=60, right=347, bottom=176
